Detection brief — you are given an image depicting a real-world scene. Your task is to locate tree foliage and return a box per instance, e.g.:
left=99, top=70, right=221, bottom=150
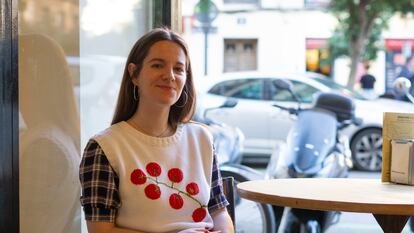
left=328, top=0, right=414, bottom=89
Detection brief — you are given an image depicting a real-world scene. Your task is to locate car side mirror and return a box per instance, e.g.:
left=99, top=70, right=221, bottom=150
left=273, top=79, right=293, bottom=91
left=272, top=79, right=302, bottom=104
left=353, top=117, right=363, bottom=126
left=220, top=98, right=238, bottom=108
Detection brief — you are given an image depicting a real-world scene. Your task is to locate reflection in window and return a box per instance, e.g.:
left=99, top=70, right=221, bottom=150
left=208, top=79, right=263, bottom=100
left=19, top=0, right=81, bottom=233
left=19, top=34, right=81, bottom=233
left=80, top=1, right=151, bottom=148
left=18, top=0, right=154, bottom=233
left=270, top=80, right=319, bottom=103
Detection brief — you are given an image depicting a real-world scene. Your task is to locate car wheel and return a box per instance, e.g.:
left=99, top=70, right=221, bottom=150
left=351, top=128, right=382, bottom=172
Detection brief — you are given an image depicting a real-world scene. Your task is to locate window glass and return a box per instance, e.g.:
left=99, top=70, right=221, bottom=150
left=79, top=0, right=153, bottom=145
left=18, top=1, right=156, bottom=233
left=270, top=80, right=320, bottom=103
left=209, top=79, right=263, bottom=100
left=19, top=1, right=81, bottom=233
left=312, top=77, right=366, bottom=100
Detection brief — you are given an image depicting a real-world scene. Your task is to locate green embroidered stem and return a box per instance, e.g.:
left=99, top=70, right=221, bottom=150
left=146, top=176, right=206, bottom=208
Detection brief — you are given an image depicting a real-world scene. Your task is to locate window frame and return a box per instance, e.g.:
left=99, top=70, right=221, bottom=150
left=0, top=0, right=19, bottom=231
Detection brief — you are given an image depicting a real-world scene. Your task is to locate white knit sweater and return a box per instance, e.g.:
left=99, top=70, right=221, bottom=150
left=94, top=121, right=214, bottom=232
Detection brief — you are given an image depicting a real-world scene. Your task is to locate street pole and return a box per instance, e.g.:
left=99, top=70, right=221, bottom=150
left=194, top=0, right=218, bottom=77
left=203, top=25, right=209, bottom=76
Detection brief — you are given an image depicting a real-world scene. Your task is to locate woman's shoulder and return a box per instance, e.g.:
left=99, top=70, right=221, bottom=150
left=183, top=121, right=213, bottom=139
left=85, top=122, right=127, bottom=156
left=93, top=121, right=125, bottom=139
left=183, top=120, right=209, bottom=131
left=186, top=120, right=209, bottom=128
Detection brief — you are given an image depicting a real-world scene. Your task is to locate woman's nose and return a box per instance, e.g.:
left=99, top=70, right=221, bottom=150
left=164, top=67, right=175, bottom=81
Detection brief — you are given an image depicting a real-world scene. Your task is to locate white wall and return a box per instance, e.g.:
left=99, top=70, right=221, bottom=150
left=182, top=0, right=414, bottom=94
left=183, top=9, right=337, bottom=79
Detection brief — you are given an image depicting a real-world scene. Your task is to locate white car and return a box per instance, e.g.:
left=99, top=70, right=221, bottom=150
left=195, top=72, right=414, bottom=171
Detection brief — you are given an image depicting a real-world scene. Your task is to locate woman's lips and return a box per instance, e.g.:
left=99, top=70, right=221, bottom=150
left=157, top=85, right=175, bottom=91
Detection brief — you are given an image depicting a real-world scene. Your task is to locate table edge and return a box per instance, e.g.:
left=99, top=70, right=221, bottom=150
left=237, top=185, right=414, bottom=215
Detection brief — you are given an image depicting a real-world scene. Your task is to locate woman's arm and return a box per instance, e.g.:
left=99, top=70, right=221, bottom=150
left=210, top=207, right=234, bottom=233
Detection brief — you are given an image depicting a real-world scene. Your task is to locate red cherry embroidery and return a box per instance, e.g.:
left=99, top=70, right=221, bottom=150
left=192, top=207, right=207, bottom=222
left=130, top=169, right=146, bottom=185
left=144, top=184, right=161, bottom=200
left=146, top=162, right=162, bottom=177
left=132, top=164, right=207, bottom=220
left=168, top=168, right=183, bottom=183
left=186, top=182, right=199, bottom=195
left=169, top=193, right=184, bottom=209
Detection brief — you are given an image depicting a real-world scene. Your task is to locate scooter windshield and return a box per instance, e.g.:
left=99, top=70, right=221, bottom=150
left=285, top=108, right=337, bottom=176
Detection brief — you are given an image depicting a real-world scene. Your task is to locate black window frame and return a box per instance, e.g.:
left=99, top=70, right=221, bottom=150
left=0, top=0, right=19, bottom=232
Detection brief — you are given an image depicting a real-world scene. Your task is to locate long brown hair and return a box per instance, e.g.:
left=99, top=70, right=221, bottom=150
left=111, top=27, right=195, bottom=128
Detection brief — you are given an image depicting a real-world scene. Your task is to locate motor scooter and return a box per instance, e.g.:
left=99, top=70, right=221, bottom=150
left=265, top=79, right=361, bottom=233
left=195, top=98, right=277, bottom=233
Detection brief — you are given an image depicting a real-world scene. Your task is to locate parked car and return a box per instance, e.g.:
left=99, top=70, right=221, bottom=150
left=195, top=72, right=414, bottom=171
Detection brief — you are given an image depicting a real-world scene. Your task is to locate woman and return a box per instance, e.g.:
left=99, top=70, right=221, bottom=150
left=79, top=28, right=234, bottom=233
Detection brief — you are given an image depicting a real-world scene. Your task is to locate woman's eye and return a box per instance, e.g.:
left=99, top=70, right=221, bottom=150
left=151, top=63, right=162, bottom=68
left=174, top=67, right=184, bottom=73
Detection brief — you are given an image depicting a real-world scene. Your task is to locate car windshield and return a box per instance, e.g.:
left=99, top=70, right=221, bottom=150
left=312, top=77, right=367, bottom=100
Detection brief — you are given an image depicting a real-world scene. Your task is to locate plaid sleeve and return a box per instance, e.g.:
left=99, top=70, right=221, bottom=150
left=207, top=149, right=229, bottom=213
left=79, top=139, right=121, bottom=222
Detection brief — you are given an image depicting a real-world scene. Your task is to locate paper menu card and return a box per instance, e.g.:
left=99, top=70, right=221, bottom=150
left=382, top=112, right=414, bottom=182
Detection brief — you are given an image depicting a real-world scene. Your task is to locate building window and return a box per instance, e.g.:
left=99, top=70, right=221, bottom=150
left=304, top=0, right=330, bottom=9
left=305, top=38, right=331, bottom=76
left=224, top=39, right=257, bottom=72
left=223, top=0, right=259, bottom=4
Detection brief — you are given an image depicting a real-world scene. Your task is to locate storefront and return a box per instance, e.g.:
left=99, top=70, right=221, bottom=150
left=384, top=38, right=414, bottom=92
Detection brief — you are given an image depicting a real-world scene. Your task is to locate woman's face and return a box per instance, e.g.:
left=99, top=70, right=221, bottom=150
left=130, top=40, right=187, bottom=108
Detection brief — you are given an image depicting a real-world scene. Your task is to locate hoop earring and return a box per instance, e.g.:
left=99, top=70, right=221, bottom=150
left=175, top=90, right=188, bottom=108
left=133, top=85, right=139, bottom=101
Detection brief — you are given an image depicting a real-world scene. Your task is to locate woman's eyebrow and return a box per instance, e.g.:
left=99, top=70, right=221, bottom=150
left=148, top=58, right=165, bottom=63
left=148, top=58, right=185, bottom=66
left=175, top=61, right=185, bottom=66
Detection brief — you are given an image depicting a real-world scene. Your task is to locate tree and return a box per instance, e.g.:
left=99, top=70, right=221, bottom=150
left=328, top=0, right=414, bottom=89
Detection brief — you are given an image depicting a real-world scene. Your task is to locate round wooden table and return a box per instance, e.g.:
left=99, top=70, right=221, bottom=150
left=237, top=178, right=414, bottom=233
